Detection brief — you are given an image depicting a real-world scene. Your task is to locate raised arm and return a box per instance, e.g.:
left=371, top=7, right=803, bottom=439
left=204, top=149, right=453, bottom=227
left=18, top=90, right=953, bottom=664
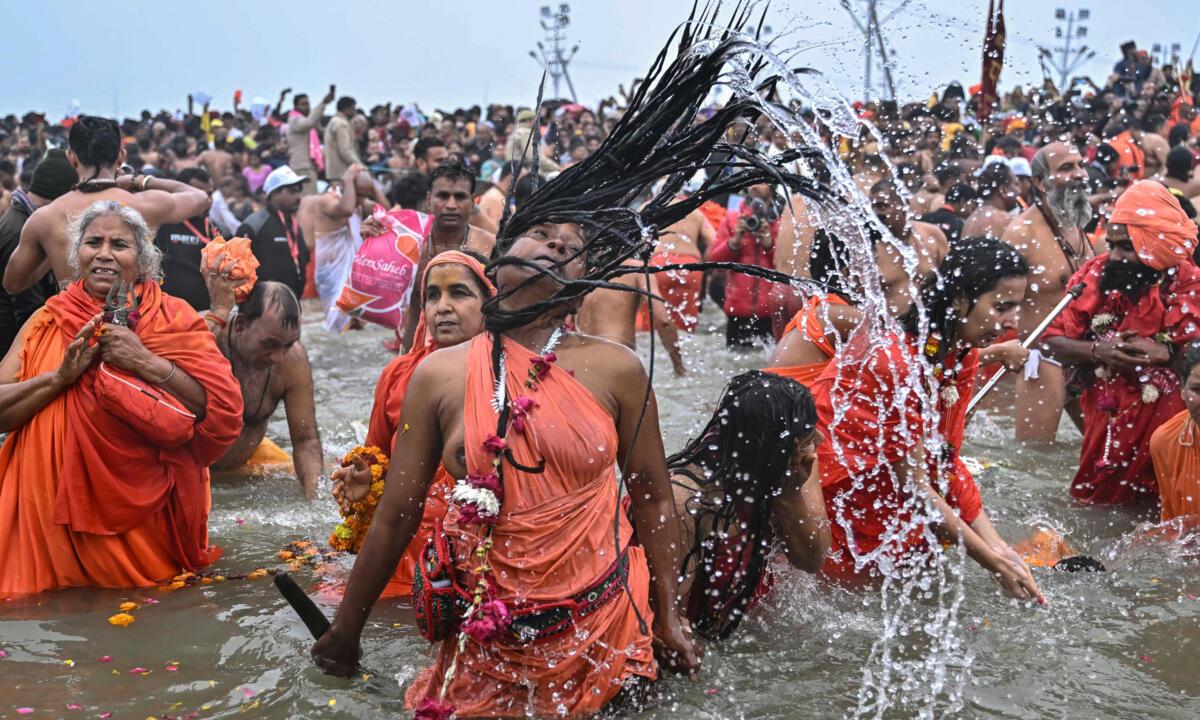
left=613, top=351, right=702, bottom=676
left=123, top=175, right=211, bottom=227
left=311, top=360, right=446, bottom=676
left=770, top=441, right=830, bottom=573
left=282, top=344, right=324, bottom=500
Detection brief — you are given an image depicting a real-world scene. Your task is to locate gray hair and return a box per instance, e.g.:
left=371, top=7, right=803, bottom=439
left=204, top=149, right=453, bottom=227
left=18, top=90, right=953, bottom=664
left=67, top=200, right=162, bottom=282
left=1030, top=146, right=1051, bottom=181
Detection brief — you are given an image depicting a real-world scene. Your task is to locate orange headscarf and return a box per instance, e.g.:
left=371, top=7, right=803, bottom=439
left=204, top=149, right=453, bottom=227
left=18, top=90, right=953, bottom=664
left=365, top=251, right=494, bottom=450
left=1110, top=180, right=1198, bottom=271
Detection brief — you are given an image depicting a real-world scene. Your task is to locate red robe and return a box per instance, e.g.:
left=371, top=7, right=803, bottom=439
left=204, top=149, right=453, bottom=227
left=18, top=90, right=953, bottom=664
left=810, top=334, right=982, bottom=578
left=1043, top=255, right=1200, bottom=505
left=0, top=281, right=242, bottom=593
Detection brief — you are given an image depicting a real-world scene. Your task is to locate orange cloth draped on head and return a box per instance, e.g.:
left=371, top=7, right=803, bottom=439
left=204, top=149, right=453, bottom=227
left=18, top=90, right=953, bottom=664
left=1110, top=180, right=1198, bottom=271
left=766, top=293, right=849, bottom=387
left=0, top=281, right=243, bottom=594
left=364, top=250, right=494, bottom=596
left=404, top=335, right=657, bottom=716
left=1150, top=410, right=1200, bottom=522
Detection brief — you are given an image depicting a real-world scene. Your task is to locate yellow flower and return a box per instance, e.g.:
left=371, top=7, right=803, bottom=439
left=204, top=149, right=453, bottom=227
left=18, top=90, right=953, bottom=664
left=118, top=602, right=138, bottom=612
left=246, top=569, right=268, bottom=580
left=108, top=613, right=136, bottom=627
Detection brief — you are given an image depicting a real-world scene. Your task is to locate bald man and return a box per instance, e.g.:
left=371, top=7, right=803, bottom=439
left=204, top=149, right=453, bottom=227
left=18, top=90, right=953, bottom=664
left=1001, top=142, right=1097, bottom=442
left=204, top=279, right=324, bottom=500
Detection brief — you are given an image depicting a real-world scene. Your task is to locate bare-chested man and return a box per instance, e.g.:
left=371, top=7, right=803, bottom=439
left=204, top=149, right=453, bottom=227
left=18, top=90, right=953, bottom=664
left=297, top=164, right=388, bottom=316
left=197, top=131, right=235, bottom=180
left=3, top=116, right=209, bottom=294
left=204, top=277, right=323, bottom=500
left=400, top=161, right=496, bottom=350
left=576, top=260, right=687, bottom=375
left=1002, top=142, right=1095, bottom=442
left=962, top=161, right=1019, bottom=240
left=870, top=178, right=948, bottom=314
left=1140, top=114, right=1170, bottom=179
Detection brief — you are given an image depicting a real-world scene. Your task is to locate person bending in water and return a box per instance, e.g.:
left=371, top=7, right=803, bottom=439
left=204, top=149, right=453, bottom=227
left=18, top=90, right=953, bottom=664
left=204, top=276, right=324, bottom=500
left=1042, top=181, right=1200, bottom=507
left=1150, top=341, right=1200, bottom=522
left=670, top=370, right=830, bottom=640
left=0, top=201, right=241, bottom=593
left=332, top=250, right=494, bottom=596
left=811, top=238, right=1043, bottom=601
left=768, top=230, right=1028, bottom=386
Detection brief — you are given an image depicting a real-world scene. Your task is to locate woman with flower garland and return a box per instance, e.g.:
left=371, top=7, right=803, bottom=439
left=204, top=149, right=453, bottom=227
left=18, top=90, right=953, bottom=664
left=329, top=250, right=494, bottom=597
left=811, top=238, right=1042, bottom=600
left=313, top=222, right=697, bottom=716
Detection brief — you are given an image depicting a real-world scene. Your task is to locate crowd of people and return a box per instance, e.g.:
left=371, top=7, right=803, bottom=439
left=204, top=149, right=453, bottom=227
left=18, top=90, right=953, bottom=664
left=2, top=13, right=1200, bottom=717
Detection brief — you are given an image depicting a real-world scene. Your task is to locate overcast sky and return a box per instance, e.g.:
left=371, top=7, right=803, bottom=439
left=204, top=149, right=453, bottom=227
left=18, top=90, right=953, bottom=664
left=3, top=0, right=1197, bottom=119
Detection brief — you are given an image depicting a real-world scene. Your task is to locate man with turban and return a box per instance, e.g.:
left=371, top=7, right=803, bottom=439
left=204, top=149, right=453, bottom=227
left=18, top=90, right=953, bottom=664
left=1043, top=180, right=1200, bottom=505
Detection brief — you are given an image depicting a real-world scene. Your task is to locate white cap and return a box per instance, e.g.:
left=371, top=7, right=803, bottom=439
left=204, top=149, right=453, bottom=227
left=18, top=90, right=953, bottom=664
left=1008, top=157, right=1033, bottom=177
left=263, top=165, right=309, bottom=196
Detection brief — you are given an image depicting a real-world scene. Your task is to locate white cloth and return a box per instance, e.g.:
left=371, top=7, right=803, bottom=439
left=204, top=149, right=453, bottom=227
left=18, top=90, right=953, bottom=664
left=1024, top=348, right=1042, bottom=380
left=209, top=190, right=240, bottom=238
left=316, top=215, right=363, bottom=328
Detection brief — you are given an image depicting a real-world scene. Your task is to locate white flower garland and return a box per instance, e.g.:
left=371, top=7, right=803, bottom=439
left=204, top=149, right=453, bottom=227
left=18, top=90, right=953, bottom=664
left=451, top=482, right=501, bottom=517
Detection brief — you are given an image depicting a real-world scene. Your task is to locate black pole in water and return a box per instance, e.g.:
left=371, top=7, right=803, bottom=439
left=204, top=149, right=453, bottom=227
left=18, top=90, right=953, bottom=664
left=274, top=572, right=332, bottom=639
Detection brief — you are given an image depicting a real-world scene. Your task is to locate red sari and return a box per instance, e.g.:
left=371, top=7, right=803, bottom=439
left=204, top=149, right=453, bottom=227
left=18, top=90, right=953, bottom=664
left=1042, top=255, right=1200, bottom=505
left=0, top=281, right=242, bottom=593
left=404, top=336, right=656, bottom=717
left=810, top=334, right=982, bottom=578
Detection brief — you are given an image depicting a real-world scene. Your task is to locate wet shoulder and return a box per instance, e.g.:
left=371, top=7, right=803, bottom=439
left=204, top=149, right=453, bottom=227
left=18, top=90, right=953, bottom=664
left=467, top=227, right=497, bottom=256
left=557, top=333, right=641, bottom=413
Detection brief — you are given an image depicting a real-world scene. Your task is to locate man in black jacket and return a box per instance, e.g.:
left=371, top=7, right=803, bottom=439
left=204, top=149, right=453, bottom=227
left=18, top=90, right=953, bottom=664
left=0, top=149, right=77, bottom=356
left=237, top=165, right=309, bottom=298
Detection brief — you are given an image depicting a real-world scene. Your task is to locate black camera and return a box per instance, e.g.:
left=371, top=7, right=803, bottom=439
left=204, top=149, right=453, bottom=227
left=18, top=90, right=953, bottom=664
left=743, top=196, right=779, bottom=233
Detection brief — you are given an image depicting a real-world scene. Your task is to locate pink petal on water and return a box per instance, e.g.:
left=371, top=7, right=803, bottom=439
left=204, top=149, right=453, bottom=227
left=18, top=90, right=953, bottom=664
left=236, top=518, right=246, bottom=526
left=68, top=704, right=82, bottom=710
left=242, top=688, right=255, bottom=697
left=0, top=650, right=7, bottom=658
left=98, top=656, right=112, bottom=663
left=100, top=713, right=113, bottom=719
left=142, top=598, right=159, bottom=605
left=16, top=710, right=33, bottom=715
left=705, top=688, right=719, bottom=696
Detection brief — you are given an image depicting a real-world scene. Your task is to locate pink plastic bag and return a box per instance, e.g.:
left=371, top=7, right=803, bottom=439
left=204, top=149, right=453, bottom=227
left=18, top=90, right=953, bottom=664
left=330, top=205, right=426, bottom=331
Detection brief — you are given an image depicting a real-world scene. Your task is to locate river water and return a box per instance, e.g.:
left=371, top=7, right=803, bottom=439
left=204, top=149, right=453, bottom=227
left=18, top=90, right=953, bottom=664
left=3, top=303, right=1199, bottom=719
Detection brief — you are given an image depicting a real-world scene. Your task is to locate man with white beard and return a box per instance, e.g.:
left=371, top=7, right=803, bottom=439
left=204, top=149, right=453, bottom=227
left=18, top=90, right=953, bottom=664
left=1002, top=142, right=1097, bottom=442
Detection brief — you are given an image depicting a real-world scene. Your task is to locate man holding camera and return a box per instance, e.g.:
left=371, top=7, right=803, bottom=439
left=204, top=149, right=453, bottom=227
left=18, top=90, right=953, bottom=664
left=707, top=184, right=782, bottom=347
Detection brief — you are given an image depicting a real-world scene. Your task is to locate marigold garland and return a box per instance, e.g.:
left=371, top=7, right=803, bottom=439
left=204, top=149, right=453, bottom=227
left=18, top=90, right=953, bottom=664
left=329, top=446, right=390, bottom=552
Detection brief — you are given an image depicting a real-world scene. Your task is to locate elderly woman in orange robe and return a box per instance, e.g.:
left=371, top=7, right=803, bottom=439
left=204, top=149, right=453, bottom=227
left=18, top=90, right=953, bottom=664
left=0, top=200, right=242, bottom=594
left=1043, top=180, right=1200, bottom=506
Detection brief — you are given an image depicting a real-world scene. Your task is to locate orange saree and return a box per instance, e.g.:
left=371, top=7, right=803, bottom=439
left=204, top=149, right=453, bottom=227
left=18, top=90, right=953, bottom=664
left=1150, top=410, right=1200, bottom=522
left=404, top=335, right=656, bottom=717
left=0, top=281, right=242, bottom=594
left=363, top=251, right=491, bottom=596
left=767, top=294, right=849, bottom=387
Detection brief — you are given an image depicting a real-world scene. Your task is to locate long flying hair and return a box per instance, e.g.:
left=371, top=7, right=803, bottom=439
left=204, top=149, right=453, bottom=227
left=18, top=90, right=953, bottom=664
left=483, top=1, right=840, bottom=333
left=668, top=370, right=818, bottom=640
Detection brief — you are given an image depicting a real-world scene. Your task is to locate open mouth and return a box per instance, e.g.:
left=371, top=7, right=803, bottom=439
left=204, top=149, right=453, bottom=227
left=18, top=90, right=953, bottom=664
left=91, top=267, right=119, bottom=278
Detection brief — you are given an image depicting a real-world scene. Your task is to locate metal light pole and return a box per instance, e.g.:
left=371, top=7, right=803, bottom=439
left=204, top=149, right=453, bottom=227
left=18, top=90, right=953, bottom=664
left=1039, top=7, right=1094, bottom=90
left=529, top=4, right=579, bottom=102
left=840, top=0, right=901, bottom=100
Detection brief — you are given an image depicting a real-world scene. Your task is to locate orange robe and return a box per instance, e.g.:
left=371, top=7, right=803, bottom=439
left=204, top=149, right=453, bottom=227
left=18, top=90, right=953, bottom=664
left=404, top=335, right=656, bottom=717
left=363, top=250, right=490, bottom=597
left=1150, top=410, right=1200, bottom=521
left=636, top=250, right=703, bottom=332
left=767, top=294, right=848, bottom=386
left=0, top=281, right=242, bottom=594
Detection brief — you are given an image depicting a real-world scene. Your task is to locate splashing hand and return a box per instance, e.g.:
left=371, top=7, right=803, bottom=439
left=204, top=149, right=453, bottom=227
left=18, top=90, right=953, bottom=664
left=652, top=617, right=703, bottom=680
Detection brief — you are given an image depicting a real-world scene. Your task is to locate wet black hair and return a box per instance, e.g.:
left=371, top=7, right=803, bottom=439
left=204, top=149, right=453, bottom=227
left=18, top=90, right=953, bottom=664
left=237, top=280, right=300, bottom=330
left=944, top=182, right=977, bottom=205
left=498, top=160, right=520, bottom=182
left=336, top=96, right=356, bottom=113
left=809, top=229, right=854, bottom=301
left=68, top=115, right=122, bottom=178
left=1167, top=123, right=1190, bottom=148
left=901, top=237, right=1029, bottom=364
left=388, top=171, right=429, bottom=210
left=669, top=370, right=818, bottom=640
left=1178, top=341, right=1200, bottom=381
left=976, top=162, right=1014, bottom=199
left=429, top=160, right=476, bottom=195
left=1166, top=145, right=1194, bottom=182
left=510, top=173, right=538, bottom=210
left=934, top=163, right=964, bottom=188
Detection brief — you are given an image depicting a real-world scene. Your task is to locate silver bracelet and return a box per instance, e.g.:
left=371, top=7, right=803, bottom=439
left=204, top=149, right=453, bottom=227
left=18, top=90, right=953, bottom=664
left=154, top=361, right=177, bottom=385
